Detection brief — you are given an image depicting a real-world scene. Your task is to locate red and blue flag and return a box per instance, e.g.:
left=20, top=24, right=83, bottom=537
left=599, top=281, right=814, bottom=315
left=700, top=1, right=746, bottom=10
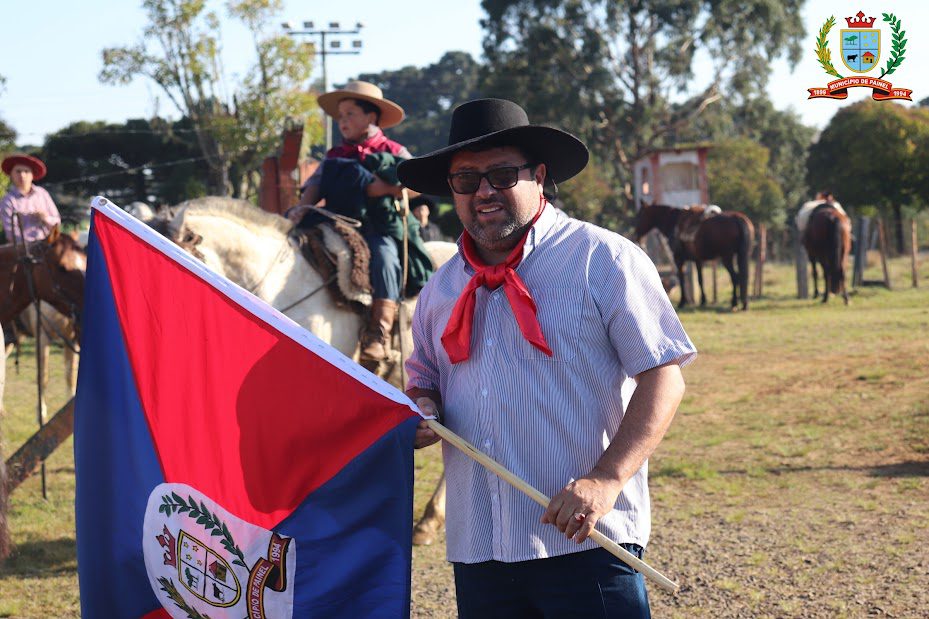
left=74, top=197, right=422, bottom=618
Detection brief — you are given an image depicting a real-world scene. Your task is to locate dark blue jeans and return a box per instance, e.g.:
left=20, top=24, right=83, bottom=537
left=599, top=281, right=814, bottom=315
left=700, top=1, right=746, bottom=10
left=365, top=233, right=401, bottom=301
left=453, top=546, right=650, bottom=618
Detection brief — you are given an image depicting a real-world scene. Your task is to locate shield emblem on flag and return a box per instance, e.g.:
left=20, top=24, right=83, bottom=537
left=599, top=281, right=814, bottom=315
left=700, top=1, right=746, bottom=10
left=841, top=28, right=880, bottom=73
left=177, top=530, right=241, bottom=607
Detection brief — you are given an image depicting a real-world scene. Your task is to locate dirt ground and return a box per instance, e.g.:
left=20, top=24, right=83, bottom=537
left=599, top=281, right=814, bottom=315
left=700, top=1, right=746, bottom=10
left=407, top=273, right=929, bottom=618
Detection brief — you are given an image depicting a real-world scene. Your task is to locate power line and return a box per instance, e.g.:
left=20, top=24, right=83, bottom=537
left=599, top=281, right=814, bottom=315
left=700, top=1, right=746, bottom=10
left=22, top=128, right=200, bottom=139
left=43, top=155, right=209, bottom=187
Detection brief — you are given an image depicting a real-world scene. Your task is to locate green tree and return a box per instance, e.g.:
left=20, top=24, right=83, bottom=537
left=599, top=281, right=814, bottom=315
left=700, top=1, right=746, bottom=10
left=678, top=96, right=816, bottom=225
left=558, top=157, right=625, bottom=230
left=479, top=0, right=805, bottom=220
left=355, top=51, right=483, bottom=156
left=100, top=0, right=321, bottom=198
left=40, top=118, right=209, bottom=207
left=707, top=138, right=783, bottom=226
left=807, top=101, right=929, bottom=252
left=0, top=75, right=13, bottom=196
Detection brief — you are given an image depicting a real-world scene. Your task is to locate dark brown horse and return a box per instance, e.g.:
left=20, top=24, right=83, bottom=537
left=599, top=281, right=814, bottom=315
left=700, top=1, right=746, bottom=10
left=802, top=205, right=851, bottom=304
left=0, top=227, right=85, bottom=561
left=634, top=204, right=754, bottom=311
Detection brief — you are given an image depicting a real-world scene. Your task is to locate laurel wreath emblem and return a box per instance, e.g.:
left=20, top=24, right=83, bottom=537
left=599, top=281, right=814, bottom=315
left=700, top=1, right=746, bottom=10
left=815, top=16, right=843, bottom=79
left=879, top=13, right=907, bottom=78
left=816, top=14, right=908, bottom=81
left=157, top=577, right=213, bottom=619
left=160, top=492, right=248, bottom=569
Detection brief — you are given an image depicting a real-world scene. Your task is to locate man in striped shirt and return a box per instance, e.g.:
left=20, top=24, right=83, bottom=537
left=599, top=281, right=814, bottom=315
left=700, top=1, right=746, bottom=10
left=399, top=99, right=697, bottom=618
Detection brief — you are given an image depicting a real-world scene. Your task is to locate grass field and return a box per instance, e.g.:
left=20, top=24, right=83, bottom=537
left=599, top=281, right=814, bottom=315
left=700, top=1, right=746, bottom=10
left=1, top=253, right=928, bottom=617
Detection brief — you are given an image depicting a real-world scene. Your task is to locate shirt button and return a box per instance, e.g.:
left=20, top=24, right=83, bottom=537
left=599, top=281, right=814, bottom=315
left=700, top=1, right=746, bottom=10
left=484, top=439, right=491, bottom=449
left=486, top=338, right=494, bottom=346
left=481, top=388, right=488, bottom=397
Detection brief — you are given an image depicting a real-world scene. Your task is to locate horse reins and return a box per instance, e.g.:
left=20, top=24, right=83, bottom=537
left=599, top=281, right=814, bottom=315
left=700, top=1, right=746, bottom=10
left=276, top=273, right=338, bottom=314
left=242, top=229, right=338, bottom=316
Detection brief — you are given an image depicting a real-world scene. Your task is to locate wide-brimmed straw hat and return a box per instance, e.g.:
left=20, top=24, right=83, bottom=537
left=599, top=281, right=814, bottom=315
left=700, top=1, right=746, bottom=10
left=2, top=153, right=47, bottom=180
left=317, top=80, right=405, bottom=129
left=397, top=98, right=589, bottom=196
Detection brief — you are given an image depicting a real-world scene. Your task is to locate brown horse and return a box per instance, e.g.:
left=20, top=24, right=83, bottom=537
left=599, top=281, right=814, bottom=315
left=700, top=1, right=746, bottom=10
left=802, top=205, right=851, bottom=304
left=634, top=203, right=754, bottom=310
left=0, top=227, right=85, bottom=561
left=0, top=228, right=86, bottom=326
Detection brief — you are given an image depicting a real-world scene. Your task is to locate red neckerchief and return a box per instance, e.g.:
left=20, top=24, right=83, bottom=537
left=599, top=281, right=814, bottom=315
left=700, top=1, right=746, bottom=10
left=326, top=127, right=403, bottom=160
left=441, top=197, right=552, bottom=364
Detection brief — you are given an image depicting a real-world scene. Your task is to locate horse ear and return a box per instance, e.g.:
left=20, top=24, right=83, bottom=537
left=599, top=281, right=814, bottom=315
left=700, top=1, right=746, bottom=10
left=46, top=225, right=60, bottom=244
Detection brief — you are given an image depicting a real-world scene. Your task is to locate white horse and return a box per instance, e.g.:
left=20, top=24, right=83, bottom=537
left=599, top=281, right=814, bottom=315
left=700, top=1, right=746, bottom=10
left=166, top=198, right=455, bottom=543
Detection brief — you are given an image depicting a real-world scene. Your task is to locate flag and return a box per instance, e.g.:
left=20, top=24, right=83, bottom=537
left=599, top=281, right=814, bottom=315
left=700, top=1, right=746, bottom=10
left=74, top=197, right=421, bottom=618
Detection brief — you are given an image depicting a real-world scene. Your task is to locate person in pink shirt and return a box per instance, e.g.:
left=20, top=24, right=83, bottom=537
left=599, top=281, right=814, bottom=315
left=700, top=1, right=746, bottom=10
left=1, top=153, right=61, bottom=243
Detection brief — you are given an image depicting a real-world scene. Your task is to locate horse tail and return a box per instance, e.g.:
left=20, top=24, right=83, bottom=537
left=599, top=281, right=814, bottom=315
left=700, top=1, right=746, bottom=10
left=737, top=215, right=753, bottom=309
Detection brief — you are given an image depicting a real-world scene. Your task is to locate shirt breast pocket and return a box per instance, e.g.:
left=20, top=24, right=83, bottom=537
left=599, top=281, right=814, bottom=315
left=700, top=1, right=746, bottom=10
left=513, top=287, right=581, bottom=362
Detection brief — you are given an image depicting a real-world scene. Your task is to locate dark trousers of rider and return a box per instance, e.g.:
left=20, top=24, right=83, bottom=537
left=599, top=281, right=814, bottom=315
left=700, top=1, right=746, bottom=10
left=453, top=546, right=651, bottom=619
left=366, top=233, right=402, bottom=301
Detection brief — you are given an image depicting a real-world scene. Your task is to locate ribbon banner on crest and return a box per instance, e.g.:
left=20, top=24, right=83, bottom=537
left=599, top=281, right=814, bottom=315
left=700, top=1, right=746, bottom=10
left=808, top=76, right=913, bottom=101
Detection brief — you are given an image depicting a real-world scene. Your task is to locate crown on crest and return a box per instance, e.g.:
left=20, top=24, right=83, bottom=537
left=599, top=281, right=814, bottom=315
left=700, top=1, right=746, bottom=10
left=846, top=11, right=876, bottom=28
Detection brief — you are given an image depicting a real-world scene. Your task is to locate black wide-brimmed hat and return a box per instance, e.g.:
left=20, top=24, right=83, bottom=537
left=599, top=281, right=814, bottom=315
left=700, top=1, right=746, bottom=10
left=397, top=98, right=588, bottom=196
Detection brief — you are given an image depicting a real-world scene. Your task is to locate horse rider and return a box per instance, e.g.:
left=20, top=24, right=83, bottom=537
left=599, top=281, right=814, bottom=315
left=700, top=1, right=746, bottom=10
left=398, top=98, right=697, bottom=617
left=286, top=80, right=431, bottom=366
left=1, top=153, right=61, bottom=244
left=410, top=195, right=449, bottom=242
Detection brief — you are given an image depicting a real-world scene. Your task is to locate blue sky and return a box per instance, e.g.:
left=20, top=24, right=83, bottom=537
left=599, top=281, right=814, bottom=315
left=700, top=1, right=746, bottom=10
left=1, top=0, right=926, bottom=144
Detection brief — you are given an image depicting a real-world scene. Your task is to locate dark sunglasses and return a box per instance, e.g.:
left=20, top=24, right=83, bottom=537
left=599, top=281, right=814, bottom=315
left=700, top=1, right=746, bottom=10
left=447, top=163, right=535, bottom=194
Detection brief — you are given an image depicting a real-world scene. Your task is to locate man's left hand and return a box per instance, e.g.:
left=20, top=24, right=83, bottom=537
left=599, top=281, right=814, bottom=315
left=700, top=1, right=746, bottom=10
left=540, top=472, right=623, bottom=543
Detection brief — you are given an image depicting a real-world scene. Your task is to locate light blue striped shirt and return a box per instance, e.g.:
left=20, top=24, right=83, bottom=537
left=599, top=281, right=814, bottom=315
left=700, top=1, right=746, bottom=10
left=406, top=204, right=697, bottom=563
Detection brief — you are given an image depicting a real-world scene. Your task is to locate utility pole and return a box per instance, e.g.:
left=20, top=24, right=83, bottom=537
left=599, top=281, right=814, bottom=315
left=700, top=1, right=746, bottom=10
left=283, top=21, right=363, bottom=150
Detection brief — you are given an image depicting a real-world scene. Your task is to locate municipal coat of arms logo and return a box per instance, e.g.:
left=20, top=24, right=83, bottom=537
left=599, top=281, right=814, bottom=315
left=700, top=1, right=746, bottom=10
left=143, top=483, right=296, bottom=619
left=808, top=10, right=913, bottom=101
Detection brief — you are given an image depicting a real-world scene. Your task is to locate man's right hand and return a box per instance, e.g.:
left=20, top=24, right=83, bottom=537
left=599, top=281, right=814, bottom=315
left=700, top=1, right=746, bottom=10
left=414, top=397, right=441, bottom=449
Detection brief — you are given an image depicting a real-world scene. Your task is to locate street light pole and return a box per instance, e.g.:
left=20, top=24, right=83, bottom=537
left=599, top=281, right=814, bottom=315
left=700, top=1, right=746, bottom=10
left=283, top=21, right=364, bottom=151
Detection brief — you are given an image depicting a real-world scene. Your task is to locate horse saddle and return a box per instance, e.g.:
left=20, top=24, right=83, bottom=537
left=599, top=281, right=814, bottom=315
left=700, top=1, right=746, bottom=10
left=292, top=220, right=373, bottom=311
left=675, top=205, right=719, bottom=245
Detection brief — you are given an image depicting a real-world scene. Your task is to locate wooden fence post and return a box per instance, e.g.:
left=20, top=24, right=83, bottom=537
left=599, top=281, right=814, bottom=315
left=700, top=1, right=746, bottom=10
left=753, top=223, right=766, bottom=298
left=911, top=219, right=919, bottom=288
left=795, top=231, right=809, bottom=299
left=0, top=349, right=9, bottom=562
left=878, top=217, right=892, bottom=289
left=853, top=217, right=869, bottom=287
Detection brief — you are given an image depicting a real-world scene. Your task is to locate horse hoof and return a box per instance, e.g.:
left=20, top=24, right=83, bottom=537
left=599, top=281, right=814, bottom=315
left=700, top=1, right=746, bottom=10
left=412, top=523, right=438, bottom=546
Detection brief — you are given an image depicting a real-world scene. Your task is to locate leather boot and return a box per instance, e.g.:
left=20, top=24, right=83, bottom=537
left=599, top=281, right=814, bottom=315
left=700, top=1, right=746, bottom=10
left=360, top=299, right=399, bottom=362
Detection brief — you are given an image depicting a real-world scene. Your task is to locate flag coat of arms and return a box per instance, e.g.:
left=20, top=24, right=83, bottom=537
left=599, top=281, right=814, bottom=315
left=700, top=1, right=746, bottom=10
left=74, top=197, right=422, bottom=618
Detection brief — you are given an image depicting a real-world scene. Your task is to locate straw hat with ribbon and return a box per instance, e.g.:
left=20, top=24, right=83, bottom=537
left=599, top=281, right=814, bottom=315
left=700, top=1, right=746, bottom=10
left=317, top=80, right=405, bottom=130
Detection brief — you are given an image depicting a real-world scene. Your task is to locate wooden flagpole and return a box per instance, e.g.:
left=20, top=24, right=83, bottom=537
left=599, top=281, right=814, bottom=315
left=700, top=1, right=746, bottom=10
left=426, top=419, right=680, bottom=594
